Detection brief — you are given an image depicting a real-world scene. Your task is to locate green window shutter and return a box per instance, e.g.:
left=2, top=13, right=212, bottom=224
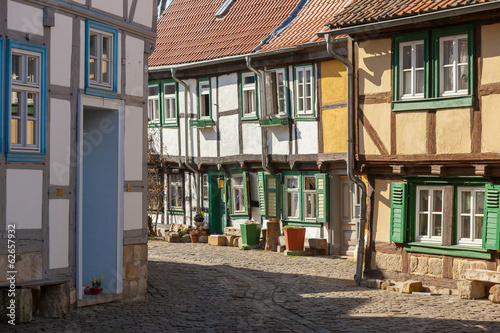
left=315, top=173, right=329, bottom=223
left=266, top=174, right=280, bottom=219
left=257, top=171, right=267, bottom=218
left=243, top=171, right=250, bottom=216
left=390, top=182, right=408, bottom=243
left=483, top=184, right=500, bottom=250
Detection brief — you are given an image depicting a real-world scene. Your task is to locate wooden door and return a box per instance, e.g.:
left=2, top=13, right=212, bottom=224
left=339, top=177, right=360, bottom=256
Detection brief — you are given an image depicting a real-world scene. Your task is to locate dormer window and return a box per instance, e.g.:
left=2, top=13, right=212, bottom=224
left=215, top=0, right=235, bottom=18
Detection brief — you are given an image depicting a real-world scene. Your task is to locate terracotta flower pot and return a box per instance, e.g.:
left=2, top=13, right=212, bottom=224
left=90, top=287, right=103, bottom=295
left=284, top=228, right=306, bottom=251
left=190, top=235, right=199, bottom=243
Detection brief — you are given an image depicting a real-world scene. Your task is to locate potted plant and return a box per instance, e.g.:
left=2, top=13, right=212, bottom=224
left=240, top=220, right=261, bottom=247
left=283, top=225, right=306, bottom=251
left=200, top=226, right=209, bottom=235
left=90, top=276, right=104, bottom=295
left=190, top=228, right=200, bottom=243
left=193, top=209, right=205, bottom=227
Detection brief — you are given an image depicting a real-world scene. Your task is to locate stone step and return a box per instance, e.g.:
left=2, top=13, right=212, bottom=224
left=464, top=269, right=500, bottom=284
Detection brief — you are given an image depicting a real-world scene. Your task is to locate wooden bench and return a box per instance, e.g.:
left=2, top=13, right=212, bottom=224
left=0, top=279, right=70, bottom=323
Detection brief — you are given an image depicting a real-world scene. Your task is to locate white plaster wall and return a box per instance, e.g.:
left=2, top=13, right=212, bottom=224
left=6, top=170, right=43, bottom=229
left=124, top=106, right=143, bottom=181
left=161, top=127, right=179, bottom=156
left=8, top=1, right=44, bottom=35
left=296, top=121, right=318, bottom=154
left=218, top=73, right=239, bottom=111
left=130, top=0, right=154, bottom=28
left=242, top=123, right=262, bottom=155
left=199, top=128, right=218, bottom=157
left=50, top=14, right=72, bottom=87
left=305, top=227, right=322, bottom=239
left=50, top=99, right=71, bottom=186
left=219, top=115, right=239, bottom=157
left=92, top=0, right=124, bottom=17
left=49, top=199, right=69, bottom=269
left=124, top=192, right=143, bottom=230
left=268, top=127, right=289, bottom=154
left=125, top=36, right=145, bottom=97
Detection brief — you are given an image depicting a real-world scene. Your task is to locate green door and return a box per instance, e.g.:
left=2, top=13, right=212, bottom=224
left=208, top=172, right=226, bottom=235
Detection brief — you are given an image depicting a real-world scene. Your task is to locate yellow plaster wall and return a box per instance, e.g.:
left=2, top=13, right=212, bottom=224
left=373, top=179, right=392, bottom=243
left=358, top=103, right=391, bottom=155
left=395, top=112, right=427, bottom=155
left=321, top=59, right=347, bottom=105
left=358, top=39, right=392, bottom=95
left=436, top=108, right=471, bottom=154
left=322, top=107, right=347, bottom=153
left=481, top=94, right=500, bottom=152
left=481, top=23, right=500, bottom=85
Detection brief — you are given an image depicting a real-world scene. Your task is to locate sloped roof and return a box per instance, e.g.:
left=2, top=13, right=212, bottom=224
left=149, top=0, right=300, bottom=67
left=259, top=0, right=351, bottom=52
left=327, top=0, right=497, bottom=29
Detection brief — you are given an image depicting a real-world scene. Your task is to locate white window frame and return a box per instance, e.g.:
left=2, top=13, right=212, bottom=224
left=284, top=175, right=300, bottom=220
left=163, top=82, right=177, bottom=123
left=168, top=174, right=183, bottom=210
left=148, top=84, right=160, bottom=124
left=295, top=65, right=314, bottom=115
left=242, top=72, right=256, bottom=117
left=88, top=29, right=113, bottom=88
left=457, top=187, right=484, bottom=247
left=231, top=174, right=245, bottom=214
left=415, top=186, right=444, bottom=244
left=399, top=40, right=425, bottom=100
left=10, top=49, right=41, bottom=152
left=266, top=68, right=287, bottom=117
left=199, top=81, right=210, bottom=118
left=303, top=176, right=316, bottom=220
left=439, top=34, right=468, bottom=97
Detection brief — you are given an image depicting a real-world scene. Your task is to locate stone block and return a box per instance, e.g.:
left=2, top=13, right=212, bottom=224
left=381, top=280, right=394, bottom=290
left=70, top=288, right=77, bottom=307
left=373, top=252, right=387, bottom=270
left=16, top=254, right=32, bottom=283
left=39, top=283, right=70, bottom=318
left=224, top=227, right=241, bottom=237
left=428, top=258, right=443, bottom=276
left=0, top=288, right=32, bottom=323
left=464, top=269, right=500, bottom=284
left=225, top=235, right=236, bottom=247
left=166, top=233, right=180, bottom=243
left=0, top=256, right=7, bottom=283
left=277, top=245, right=286, bottom=253
left=126, top=264, right=141, bottom=280
left=128, top=280, right=138, bottom=299
left=401, top=280, right=423, bottom=294
left=123, top=245, right=134, bottom=263
left=134, top=244, right=147, bottom=262
left=208, top=235, right=226, bottom=246
left=180, top=235, right=191, bottom=243
left=361, top=279, right=383, bottom=289
left=307, top=238, right=327, bottom=250
left=488, top=284, right=500, bottom=303
left=458, top=280, right=485, bottom=299
left=387, top=285, right=400, bottom=292
left=31, top=253, right=43, bottom=281
left=140, top=262, right=148, bottom=280
left=198, top=235, right=208, bottom=243
left=122, top=280, right=130, bottom=300
left=233, top=237, right=241, bottom=248
left=410, top=256, right=428, bottom=275
left=453, top=259, right=488, bottom=279
left=386, top=254, right=402, bottom=272
left=138, top=278, right=147, bottom=298
left=279, top=236, right=286, bottom=246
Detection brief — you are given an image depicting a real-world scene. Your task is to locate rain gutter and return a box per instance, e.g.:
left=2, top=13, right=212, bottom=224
left=325, top=35, right=367, bottom=287
left=317, top=1, right=500, bottom=38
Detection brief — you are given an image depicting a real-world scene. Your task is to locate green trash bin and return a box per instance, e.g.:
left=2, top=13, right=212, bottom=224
left=240, top=223, right=261, bottom=246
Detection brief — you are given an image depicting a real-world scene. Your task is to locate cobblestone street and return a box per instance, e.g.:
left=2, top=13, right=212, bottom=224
left=3, top=241, right=500, bottom=332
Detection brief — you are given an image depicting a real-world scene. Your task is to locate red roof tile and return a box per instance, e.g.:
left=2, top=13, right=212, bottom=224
left=327, top=0, right=497, bottom=29
left=149, top=0, right=300, bottom=67
left=259, top=0, right=351, bottom=52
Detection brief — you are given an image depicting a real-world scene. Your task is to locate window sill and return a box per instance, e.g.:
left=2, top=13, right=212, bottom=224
left=85, top=86, right=117, bottom=99
left=242, top=115, right=259, bottom=121
left=6, top=152, right=45, bottom=162
left=294, top=115, right=317, bottom=121
left=163, top=121, right=179, bottom=127
left=392, top=95, right=473, bottom=112
left=404, top=242, right=491, bottom=259
left=148, top=122, right=162, bottom=128
left=283, top=220, right=322, bottom=228
left=230, top=214, right=250, bottom=220
left=167, top=209, right=184, bottom=215
left=259, top=117, right=291, bottom=127
left=189, top=119, right=214, bottom=128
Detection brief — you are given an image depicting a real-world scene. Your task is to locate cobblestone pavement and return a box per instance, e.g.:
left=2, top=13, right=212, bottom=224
left=3, top=241, right=500, bottom=332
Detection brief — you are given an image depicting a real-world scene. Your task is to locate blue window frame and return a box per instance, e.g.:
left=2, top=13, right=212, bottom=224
left=85, top=20, right=118, bottom=99
left=5, top=40, right=47, bottom=162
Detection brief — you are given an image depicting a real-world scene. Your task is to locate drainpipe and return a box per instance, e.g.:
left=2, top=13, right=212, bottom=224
left=326, top=35, right=367, bottom=286
left=246, top=56, right=272, bottom=175
left=171, top=69, right=200, bottom=211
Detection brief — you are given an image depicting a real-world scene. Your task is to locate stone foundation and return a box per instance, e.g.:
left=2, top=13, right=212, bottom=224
left=371, top=252, right=402, bottom=272
left=122, top=243, right=147, bottom=301
left=0, top=252, right=42, bottom=283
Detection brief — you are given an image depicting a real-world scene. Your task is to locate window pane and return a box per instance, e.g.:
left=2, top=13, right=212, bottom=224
left=306, top=81, right=312, bottom=97
left=403, top=71, right=411, bottom=95
left=304, top=177, right=315, bottom=190
left=419, top=214, right=428, bottom=236
left=287, top=192, right=299, bottom=217
left=458, top=64, right=468, bottom=91
left=90, top=34, right=98, bottom=57
left=201, top=94, right=209, bottom=116
left=402, top=45, right=412, bottom=69
left=298, top=70, right=304, bottom=84
left=432, top=214, right=442, bottom=237
left=443, top=40, right=453, bottom=65
left=27, top=56, right=37, bottom=83
left=305, top=193, right=314, bottom=218
left=433, top=190, right=442, bottom=212
left=461, top=191, right=471, bottom=213
left=286, top=178, right=298, bottom=189
left=164, top=84, right=175, bottom=95
left=443, top=67, right=453, bottom=92
left=27, top=120, right=36, bottom=145
left=306, top=97, right=312, bottom=111
left=27, top=93, right=36, bottom=117
left=89, top=58, right=96, bottom=80
left=298, top=98, right=303, bottom=112
left=416, top=69, right=424, bottom=94
left=416, top=43, right=424, bottom=68
left=11, top=119, right=20, bottom=144
left=419, top=190, right=428, bottom=211
left=232, top=176, right=243, bottom=186
left=102, top=36, right=110, bottom=59
left=476, top=192, right=485, bottom=215
left=149, top=86, right=159, bottom=96
left=11, top=91, right=20, bottom=116
left=102, top=60, right=110, bottom=83
left=461, top=216, right=471, bottom=239
left=234, top=189, right=241, bottom=211
left=154, top=100, right=159, bottom=120
left=458, top=38, right=468, bottom=63
left=475, top=216, right=483, bottom=240
left=12, top=55, right=21, bottom=80
left=244, top=75, right=254, bottom=85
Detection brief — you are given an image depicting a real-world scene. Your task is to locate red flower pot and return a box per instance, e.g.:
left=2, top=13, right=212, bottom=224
left=190, top=235, right=199, bottom=243
left=284, top=228, right=306, bottom=251
left=90, top=288, right=103, bottom=295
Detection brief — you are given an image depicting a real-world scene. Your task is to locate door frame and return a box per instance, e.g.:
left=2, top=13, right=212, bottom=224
left=76, top=94, right=124, bottom=299
left=208, top=171, right=226, bottom=234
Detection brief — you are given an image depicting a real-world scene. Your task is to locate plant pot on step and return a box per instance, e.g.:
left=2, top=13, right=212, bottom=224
left=284, top=227, right=306, bottom=251
left=90, top=288, right=103, bottom=295
left=240, top=223, right=261, bottom=246
left=190, top=235, right=199, bottom=243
